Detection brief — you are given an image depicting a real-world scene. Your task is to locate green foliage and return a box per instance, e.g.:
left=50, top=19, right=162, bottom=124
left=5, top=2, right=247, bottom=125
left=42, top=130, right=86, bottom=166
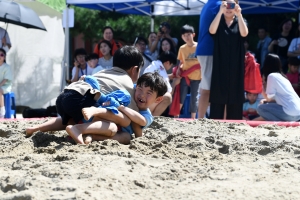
left=36, top=0, right=65, bottom=13
left=70, top=6, right=199, bottom=47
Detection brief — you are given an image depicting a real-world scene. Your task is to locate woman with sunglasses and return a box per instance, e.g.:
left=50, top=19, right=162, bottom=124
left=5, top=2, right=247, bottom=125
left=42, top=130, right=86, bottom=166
left=0, top=48, right=12, bottom=118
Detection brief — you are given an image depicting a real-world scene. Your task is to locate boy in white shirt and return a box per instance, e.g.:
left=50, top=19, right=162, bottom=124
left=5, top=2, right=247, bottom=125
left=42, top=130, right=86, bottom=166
left=143, top=51, right=177, bottom=116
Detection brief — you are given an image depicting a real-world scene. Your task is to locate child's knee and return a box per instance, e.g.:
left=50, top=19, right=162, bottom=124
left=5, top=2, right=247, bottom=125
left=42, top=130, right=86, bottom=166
left=108, top=123, right=118, bottom=137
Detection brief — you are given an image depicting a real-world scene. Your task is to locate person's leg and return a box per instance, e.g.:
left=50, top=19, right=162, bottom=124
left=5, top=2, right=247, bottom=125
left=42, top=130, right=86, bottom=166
left=210, top=103, right=225, bottom=119
left=226, top=103, right=243, bottom=119
left=89, top=131, right=132, bottom=145
left=66, top=120, right=118, bottom=144
left=82, top=107, right=131, bottom=127
left=256, top=103, right=283, bottom=121
left=197, top=56, right=213, bottom=118
left=0, top=89, right=4, bottom=118
left=189, top=80, right=201, bottom=119
left=149, top=92, right=172, bottom=116
left=178, top=78, right=189, bottom=117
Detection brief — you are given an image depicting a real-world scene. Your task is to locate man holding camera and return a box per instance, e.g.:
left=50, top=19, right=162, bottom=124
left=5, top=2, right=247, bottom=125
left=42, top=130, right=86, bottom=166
left=149, top=22, right=178, bottom=54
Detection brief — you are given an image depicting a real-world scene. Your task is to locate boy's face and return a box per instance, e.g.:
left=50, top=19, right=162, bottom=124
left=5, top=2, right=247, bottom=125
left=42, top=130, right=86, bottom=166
left=289, top=64, right=299, bottom=74
left=76, top=54, right=86, bottom=65
left=88, top=59, right=98, bottom=68
left=134, top=84, right=162, bottom=110
left=135, top=41, right=146, bottom=53
left=163, top=61, right=173, bottom=71
left=246, top=93, right=258, bottom=104
left=181, top=32, right=195, bottom=44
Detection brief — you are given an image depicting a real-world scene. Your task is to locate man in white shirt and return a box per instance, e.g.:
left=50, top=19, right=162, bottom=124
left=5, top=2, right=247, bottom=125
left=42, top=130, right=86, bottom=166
left=143, top=51, right=177, bottom=116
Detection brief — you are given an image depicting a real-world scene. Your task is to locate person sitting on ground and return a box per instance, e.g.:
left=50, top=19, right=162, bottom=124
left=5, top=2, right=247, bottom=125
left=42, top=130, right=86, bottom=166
left=0, top=48, right=12, bottom=118
left=286, top=57, right=300, bottom=96
left=134, top=36, right=153, bottom=76
left=67, top=72, right=167, bottom=144
left=26, top=46, right=143, bottom=145
left=243, top=92, right=260, bottom=120
left=173, top=24, right=201, bottom=119
left=94, top=26, right=122, bottom=58
left=71, top=48, right=93, bottom=83
left=93, top=40, right=113, bottom=74
left=143, top=51, right=177, bottom=116
left=253, top=53, right=300, bottom=121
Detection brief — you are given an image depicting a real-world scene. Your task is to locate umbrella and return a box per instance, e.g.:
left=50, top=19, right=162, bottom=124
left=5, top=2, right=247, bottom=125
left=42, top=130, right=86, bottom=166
left=0, top=0, right=47, bottom=31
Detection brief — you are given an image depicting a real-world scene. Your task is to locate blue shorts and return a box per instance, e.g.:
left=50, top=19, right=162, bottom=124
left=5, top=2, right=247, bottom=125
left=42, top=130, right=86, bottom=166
left=56, top=89, right=99, bottom=125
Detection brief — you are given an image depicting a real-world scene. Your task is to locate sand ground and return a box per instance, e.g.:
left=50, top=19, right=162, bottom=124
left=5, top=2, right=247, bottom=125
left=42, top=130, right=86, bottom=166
left=0, top=117, right=300, bottom=199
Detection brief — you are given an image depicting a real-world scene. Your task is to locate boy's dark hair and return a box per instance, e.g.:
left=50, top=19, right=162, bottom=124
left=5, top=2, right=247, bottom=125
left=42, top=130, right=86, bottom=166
left=137, top=72, right=168, bottom=97
left=113, top=46, right=144, bottom=71
left=74, top=48, right=87, bottom=58
left=258, top=27, right=268, bottom=32
left=135, top=36, right=148, bottom=45
left=85, top=53, right=99, bottom=62
left=160, top=22, right=171, bottom=30
left=288, top=57, right=300, bottom=66
left=98, top=40, right=113, bottom=55
left=181, top=24, right=195, bottom=34
left=103, top=26, right=114, bottom=34
left=158, top=51, right=177, bottom=65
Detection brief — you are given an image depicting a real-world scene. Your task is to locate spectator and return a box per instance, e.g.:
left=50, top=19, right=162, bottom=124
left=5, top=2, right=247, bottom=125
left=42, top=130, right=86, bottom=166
left=209, top=0, right=248, bottom=119
left=196, top=0, right=220, bottom=119
left=256, top=27, right=272, bottom=67
left=145, top=32, right=158, bottom=60
left=175, top=24, right=201, bottom=119
left=158, top=37, right=177, bottom=56
left=268, top=18, right=293, bottom=73
left=93, top=26, right=122, bottom=58
left=93, top=40, right=113, bottom=74
left=254, top=53, right=300, bottom=121
left=150, top=22, right=178, bottom=54
left=286, top=57, right=300, bottom=96
left=85, top=53, right=99, bottom=74
left=0, top=48, right=12, bottom=118
left=134, top=36, right=153, bottom=76
left=287, top=23, right=300, bottom=60
left=143, top=51, right=177, bottom=116
left=71, top=48, right=93, bottom=83
left=243, top=92, right=259, bottom=120
left=0, top=27, right=11, bottom=51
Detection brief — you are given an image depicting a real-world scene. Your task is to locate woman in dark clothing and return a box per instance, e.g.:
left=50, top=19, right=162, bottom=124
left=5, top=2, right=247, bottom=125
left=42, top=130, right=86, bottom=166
left=209, top=0, right=248, bottom=119
left=268, top=18, right=293, bottom=73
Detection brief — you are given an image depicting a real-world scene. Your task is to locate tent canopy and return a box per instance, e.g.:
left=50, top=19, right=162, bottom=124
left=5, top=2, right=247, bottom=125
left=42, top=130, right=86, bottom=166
left=66, top=0, right=300, bottom=16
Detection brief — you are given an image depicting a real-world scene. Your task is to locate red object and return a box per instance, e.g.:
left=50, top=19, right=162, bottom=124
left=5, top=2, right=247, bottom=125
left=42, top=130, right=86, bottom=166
left=176, top=118, right=300, bottom=127
left=169, top=64, right=200, bottom=116
left=244, top=52, right=262, bottom=93
left=93, top=39, right=122, bottom=58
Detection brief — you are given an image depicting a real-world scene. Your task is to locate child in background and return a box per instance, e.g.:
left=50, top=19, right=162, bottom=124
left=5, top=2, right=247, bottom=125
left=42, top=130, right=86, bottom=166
left=286, top=57, right=300, bottom=96
left=93, top=40, right=113, bottom=74
left=243, top=92, right=260, bottom=120
left=0, top=48, right=12, bottom=118
left=175, top=24, right=201, bottom=119
left=67, top=72, right=167, bottom=144
left=85, top=53, right=99, bottom=74
left=143, top=51, right=177, bottom=116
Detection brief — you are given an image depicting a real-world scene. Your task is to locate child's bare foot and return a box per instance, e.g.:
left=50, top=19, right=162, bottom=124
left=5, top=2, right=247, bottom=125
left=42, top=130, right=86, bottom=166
left=25, top=126, right=39, bottom=137
left=82, top=107, right=98, bottom=121
left=84, top=135, right=92, bottom=144
left=66, top=125, right=84, bottom=144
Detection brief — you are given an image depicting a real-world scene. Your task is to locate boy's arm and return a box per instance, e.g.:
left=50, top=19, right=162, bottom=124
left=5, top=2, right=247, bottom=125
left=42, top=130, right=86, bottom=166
left=132, top=122, right=143, bottom=138
left=118, top=105, right=147, bottom=126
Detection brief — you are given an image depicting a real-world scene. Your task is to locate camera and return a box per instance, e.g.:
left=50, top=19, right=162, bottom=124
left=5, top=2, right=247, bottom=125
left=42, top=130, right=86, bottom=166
left=226, top=3, right=235, bottom=9
left=159, top=25, right=164, bottom=34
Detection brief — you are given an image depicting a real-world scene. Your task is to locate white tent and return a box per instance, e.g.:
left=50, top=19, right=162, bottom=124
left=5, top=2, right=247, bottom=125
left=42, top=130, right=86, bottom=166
left=2, top=1, right=64, bottom=108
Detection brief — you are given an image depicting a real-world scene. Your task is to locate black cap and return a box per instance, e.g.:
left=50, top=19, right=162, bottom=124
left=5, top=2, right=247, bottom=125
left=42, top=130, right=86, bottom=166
left=160, top=22, right=171, bottom=29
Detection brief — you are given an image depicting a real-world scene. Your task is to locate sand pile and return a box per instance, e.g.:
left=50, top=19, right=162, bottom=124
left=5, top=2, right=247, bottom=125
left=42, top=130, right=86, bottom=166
left=0, top=117, right=300, bottom=199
